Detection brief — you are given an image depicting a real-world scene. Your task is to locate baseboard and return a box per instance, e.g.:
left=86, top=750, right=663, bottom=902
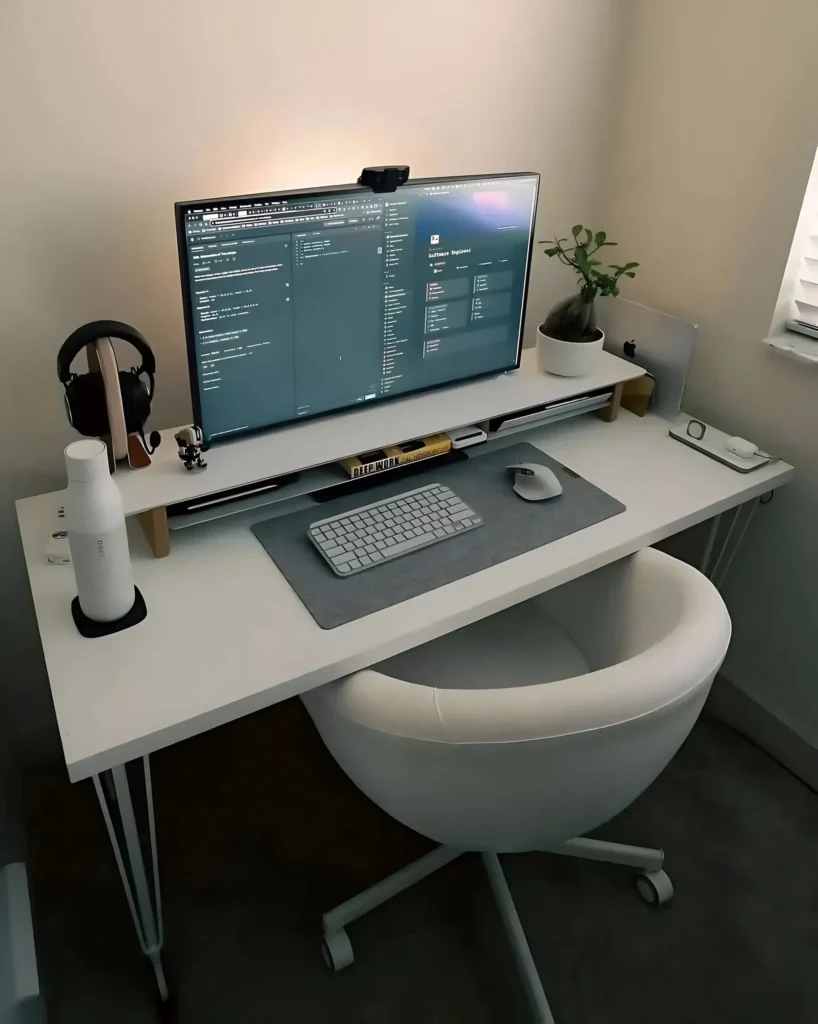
left=706, top=675, right=818, bottom=791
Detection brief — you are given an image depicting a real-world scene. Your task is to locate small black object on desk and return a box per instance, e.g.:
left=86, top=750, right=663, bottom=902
left=71, top=587, right=147, bottom=638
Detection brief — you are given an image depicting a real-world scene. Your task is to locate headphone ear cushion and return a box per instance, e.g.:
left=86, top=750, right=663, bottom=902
left=118, top=371, right=151, bottom=433
left=65, top=374, right=109, bottom=437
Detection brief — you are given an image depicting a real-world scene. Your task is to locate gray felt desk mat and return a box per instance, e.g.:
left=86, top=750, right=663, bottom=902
left=252, top=442, right=625, bottom=629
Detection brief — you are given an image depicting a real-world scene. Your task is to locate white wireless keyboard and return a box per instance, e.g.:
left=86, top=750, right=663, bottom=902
left=308, top=483, right=483, bottom=576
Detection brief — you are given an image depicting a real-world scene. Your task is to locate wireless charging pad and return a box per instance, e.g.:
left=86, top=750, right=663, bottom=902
left=669, top=418, right=771, bottom=473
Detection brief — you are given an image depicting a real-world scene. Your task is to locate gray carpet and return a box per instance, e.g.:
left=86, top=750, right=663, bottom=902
left=24, top=702, right=818, bottom=1023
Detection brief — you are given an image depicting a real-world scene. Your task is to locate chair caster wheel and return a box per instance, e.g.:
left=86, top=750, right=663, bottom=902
left=635, top=869, right=674, bottom=906
left=322, top=928, right=354, bottom=971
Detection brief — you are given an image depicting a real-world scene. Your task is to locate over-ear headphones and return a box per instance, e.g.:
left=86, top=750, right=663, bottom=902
left=57, top=320, right=156, bottom=445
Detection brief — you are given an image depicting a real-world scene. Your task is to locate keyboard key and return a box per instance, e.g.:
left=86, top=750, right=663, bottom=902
left=449, top=509, right=474, bottom=522
left=337, top=563, right=351, bottom=573
left=324, top=545, right=345, bottom=557
left=333, top=551, right=357, bottom=564
left=387, top=534, right=433, bottom=557
left=347, top=558, right=361, bottom=570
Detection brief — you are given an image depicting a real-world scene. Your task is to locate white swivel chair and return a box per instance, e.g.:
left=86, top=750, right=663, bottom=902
left=302, top=547, right=732, bottom=1022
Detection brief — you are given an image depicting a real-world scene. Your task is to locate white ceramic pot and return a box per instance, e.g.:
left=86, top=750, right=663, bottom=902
left=537, top=326, right=605, bottom=377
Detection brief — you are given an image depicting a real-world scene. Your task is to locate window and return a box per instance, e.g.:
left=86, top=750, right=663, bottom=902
left=767, top=148, right=818, bottom=359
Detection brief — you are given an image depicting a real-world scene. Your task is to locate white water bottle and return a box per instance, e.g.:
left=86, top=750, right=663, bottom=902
left=65, top=440, right=135, bottom=622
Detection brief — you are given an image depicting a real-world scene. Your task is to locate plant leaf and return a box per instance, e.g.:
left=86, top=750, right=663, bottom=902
left=584, top=228, right=593, bottom=246
left=574, top=247, right=591, bottom=274
left=571, top=224, right=583, bottom=238
left=623, top=262, right=639, bottom=270
left=594, top=231, right=606, bottom=246
left=543, top=247, right=559, bottom=257
left=624, top=271, right=635, bottom=278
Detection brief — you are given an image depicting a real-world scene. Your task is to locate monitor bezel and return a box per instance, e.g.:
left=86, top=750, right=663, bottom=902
left=174, top=171, right=540, bottom=445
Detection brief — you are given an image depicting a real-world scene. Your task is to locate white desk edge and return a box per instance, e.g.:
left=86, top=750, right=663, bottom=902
left=17, top=411, right=793, bottom=782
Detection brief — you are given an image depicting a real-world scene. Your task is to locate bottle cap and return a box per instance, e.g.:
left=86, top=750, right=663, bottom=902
left=65, top=439, right=109, bottom=482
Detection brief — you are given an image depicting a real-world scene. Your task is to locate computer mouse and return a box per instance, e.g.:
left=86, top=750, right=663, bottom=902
left=507, top=463, right=563, bottom=501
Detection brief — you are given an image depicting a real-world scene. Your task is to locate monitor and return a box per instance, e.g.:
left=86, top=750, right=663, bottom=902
left=175, top=172, right=540, bottom=443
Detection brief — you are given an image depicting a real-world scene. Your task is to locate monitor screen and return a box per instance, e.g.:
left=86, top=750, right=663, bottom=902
left=175, top=172, right=539, bottom=443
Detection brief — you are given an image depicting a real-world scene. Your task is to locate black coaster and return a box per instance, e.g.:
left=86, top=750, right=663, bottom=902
left=71, top=587, right=147, bottom=638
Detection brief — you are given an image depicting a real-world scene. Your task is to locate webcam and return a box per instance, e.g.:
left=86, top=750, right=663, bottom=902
left=358, top=165, right=410, bottom=193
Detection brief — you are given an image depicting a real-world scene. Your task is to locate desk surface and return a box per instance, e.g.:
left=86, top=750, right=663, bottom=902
left=17, top=412, right=792, bottom=782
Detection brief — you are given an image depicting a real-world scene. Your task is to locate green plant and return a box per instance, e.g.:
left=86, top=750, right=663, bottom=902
left=539, top=226, right=638, bottom=343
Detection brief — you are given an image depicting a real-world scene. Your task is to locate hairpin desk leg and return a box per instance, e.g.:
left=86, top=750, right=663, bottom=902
left=93, top=756, right=173, bottom=1017
left=703, top=498, right=760, bottom=589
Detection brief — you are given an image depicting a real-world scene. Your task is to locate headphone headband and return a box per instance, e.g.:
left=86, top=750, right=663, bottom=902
left=57, top=320, right=156, bottom=388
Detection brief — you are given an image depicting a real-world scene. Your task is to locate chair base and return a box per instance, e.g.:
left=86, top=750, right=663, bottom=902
left=320, top=838, right=673, bottom=1023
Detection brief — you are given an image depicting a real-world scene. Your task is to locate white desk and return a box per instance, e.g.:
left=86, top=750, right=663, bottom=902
left=15, top=409, right=793, bottom=1004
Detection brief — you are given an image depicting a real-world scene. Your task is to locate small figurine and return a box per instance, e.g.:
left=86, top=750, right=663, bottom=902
left=175, top=427, right=209, bottom=471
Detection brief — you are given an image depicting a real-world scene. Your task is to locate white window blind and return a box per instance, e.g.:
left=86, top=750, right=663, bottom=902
left=791, top=203, right=818, bottom=330
left=787, top=151, right=818, bottom=334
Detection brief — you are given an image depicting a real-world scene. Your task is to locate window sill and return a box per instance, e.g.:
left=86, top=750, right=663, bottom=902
left=763, top=330, right=818, bottom=365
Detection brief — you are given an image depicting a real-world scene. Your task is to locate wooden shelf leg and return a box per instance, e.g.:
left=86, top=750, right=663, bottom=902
left=137, top=507, right=170, bottom=558
left=597, top=381, right=624, bottom=422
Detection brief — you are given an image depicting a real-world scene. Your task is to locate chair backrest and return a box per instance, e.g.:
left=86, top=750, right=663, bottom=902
left=538, top=548, right=698, bottom=671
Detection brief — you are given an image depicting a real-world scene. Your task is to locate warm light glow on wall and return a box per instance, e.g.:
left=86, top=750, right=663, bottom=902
left=195, top=117, right=416, bottom=197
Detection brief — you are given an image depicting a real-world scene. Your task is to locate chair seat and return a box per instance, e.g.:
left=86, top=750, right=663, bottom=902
left=302, top=547, right=731, bottom=850
left=376, top=601, right=590, bottom=691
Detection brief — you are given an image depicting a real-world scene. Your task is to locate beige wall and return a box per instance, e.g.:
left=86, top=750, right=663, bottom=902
left=603, top=0, right=818, bottom=741
left=0, top=0, right=621, bottom=751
